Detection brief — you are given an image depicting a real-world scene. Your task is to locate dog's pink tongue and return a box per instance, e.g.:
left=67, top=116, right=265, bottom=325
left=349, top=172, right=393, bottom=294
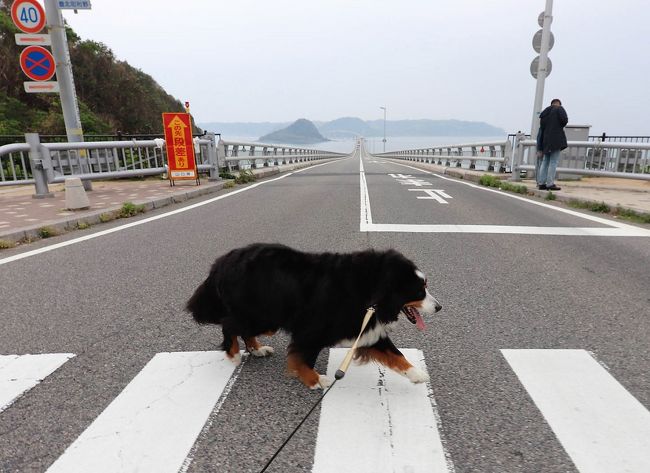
left=415, top=312, right=426, bottom=331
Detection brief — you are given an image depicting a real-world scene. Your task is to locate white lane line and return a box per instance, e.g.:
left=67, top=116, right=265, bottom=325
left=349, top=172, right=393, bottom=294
left=502, top=349, right=650, bottom=473
left=363, top=223, right=650, bottom=236
left=312, top=348, right=453, bottom=473
left=0, top=353, right=75, bottom=412
left=384, top=160, right=644, bottom=231
left=0, top=159, right=346, bottom=267
left=46, top=351, right=240, bottom=473
left=360, top=154, right=373, bottom=229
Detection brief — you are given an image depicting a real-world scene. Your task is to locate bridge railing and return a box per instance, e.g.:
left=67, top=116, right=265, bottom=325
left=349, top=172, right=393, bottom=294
left=220, top=140, right=346, bottom=171
left=372, top=140, right=512, bottom=172
left=511, top=138, right=650, bottom=180
left=0, top=134, right=346, bottom=197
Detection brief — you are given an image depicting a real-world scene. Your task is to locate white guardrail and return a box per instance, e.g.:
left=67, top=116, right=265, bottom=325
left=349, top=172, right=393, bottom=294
left=0, top=133, right=346, bottom=197
left=373, top=137, right=650, bottom=180
left=373, top=140, right=512, bottom=172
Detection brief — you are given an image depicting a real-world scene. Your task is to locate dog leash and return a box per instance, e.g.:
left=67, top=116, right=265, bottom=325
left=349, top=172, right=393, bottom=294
left=258, top=307, right=376, bottom=473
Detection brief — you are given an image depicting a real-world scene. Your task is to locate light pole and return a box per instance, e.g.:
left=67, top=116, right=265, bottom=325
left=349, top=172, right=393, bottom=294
left=379, top=106, right=386, bottom=153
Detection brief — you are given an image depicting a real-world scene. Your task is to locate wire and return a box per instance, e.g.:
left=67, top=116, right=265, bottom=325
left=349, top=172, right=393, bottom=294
left=258, top=379, right=338, bottom=473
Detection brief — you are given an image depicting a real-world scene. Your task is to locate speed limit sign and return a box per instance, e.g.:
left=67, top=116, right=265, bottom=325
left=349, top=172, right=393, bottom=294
left=11, top=0, right=46, bottom=34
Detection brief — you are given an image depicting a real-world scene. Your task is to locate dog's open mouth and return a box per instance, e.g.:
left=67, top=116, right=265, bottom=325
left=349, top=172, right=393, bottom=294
left=401, top=306, right=426, bottom=331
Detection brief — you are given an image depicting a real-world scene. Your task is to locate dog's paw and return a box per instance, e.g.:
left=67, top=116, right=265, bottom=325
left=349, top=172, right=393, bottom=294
left=405, top=367, right=429, bottom=383
left=310, top=375, right=333, bottom=390
left=228, top=353, right=242, bottom=366
left=250, top=345, right=274, bottom=357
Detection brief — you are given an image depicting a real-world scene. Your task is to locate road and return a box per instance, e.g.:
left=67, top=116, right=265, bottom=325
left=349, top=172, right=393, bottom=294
left=1, top=143, right=649, bottom=473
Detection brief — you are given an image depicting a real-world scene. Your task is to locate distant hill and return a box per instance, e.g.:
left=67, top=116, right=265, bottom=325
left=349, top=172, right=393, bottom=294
left=201, top=117, right=505, bottom=139
left=259, top=119, right=328, bottom=144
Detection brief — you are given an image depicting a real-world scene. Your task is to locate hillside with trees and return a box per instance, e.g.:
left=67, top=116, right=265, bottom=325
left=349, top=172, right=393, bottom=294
left=0, top=1, right=188, bottom=136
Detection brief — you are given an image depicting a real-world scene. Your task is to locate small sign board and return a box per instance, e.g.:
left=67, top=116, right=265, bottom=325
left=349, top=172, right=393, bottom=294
left=532, top=29, right=554, bottom=53
left=19, top=45, right=56, bottom=81
left=57, top=0, right=92, bottom=9
left=11, top=0, right=46, bottom=34
left=530, top=56, right=552, bottom=79
left=24, top=81, right=60, bottom=93
left=15, top=33, right=51, bottom=46
left=162, top=112, right=199, bottom=184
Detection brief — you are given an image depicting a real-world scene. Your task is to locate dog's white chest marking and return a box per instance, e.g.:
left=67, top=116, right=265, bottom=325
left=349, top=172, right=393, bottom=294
left=337, top=322, right=395, bottom=348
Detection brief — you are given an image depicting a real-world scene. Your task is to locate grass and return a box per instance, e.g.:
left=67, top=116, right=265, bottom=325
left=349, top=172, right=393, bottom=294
left=612, top=206, right=650, bottom=224
left=479, top=175, right=528, bottom=194
left=37, top=226, right=60, bottom=238
left=223, top=181, right=235, bottom=189
left=99, top=212, right=116, bottom=223
left=219, top=172, right=236, bottom=180
left=76, top=222, right=91, bottom=230
left=567, top=199, right=611, bottom=213
left=545, top=191, right=556, bottom=201
left=118, top=202, right=145, bottom=218
left=0, top=239, right=16, bottom=250
left=234, top=169, right=256, bottom=184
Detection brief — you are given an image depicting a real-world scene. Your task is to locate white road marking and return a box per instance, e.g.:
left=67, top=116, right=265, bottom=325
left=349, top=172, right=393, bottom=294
left=397, top=178, right=432, bottom=186
left=409, top=189, right=450, bottom=203
left=0, top=353, right=75, bottom=412
left=0, top=159, right=346, bottom=267
left=360, top=156, right=373, bottom=228
left=361, top=157, right=650, bottom=236
left=46, top=351, right=240, bottom=473
left=502, top=349, right=650, bottom=473
left=312, top=348, right=454, bottom=473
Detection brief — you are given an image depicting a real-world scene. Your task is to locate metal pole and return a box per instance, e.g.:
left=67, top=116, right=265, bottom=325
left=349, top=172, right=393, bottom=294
left=380, top=106, right=386, bottom=153
left=25, top=133, right=54, bottom=198
left=43, top=0, right=92, bottom=190
left=530, top=0, right=553, bottom=140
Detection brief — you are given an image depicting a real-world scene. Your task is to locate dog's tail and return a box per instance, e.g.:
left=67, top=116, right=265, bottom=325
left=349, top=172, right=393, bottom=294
left=186, top=276, right=223, bottom=325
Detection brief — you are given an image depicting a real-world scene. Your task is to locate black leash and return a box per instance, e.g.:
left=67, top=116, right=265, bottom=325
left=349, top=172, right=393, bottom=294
left=258, top=307, right=376, bottom=473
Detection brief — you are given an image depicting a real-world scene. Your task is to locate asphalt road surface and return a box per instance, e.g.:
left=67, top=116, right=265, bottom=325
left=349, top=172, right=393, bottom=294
left=1, top=143, right=649, bottom=473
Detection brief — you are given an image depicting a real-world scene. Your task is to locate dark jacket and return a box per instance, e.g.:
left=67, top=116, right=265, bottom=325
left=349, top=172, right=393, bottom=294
left=539, top=105, right=568, bottom=153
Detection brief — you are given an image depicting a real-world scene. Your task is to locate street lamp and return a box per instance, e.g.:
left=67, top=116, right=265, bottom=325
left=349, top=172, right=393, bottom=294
left=379, top=106, right=387, bottom=153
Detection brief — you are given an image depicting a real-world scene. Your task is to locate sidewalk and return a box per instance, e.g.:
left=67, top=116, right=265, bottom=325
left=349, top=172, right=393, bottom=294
left=1, top=161, right=649, bottom=247
left=0, top=161, right=324, bottom=246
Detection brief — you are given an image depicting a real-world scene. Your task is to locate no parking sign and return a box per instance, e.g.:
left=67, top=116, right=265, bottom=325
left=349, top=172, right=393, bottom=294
left=19, top=45, right=56, bottom=81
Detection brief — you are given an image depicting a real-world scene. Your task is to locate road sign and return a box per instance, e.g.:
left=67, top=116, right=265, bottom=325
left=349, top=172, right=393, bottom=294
left=19, top=45, right=56, bottom=81
left=532, top=29, right=554, bottom=53
left=24, top=81, right=60, bottom=93
left=538, top=11, right=552, bottom=27
left=11, top=0, right=46, bottom=34
left=57, top=0, right=92, bottom=9
left=530, top=56, right=552, bottom=79
left=15, top=33, right=51, bottom=46
left=162, top=112, right=198, bottom=183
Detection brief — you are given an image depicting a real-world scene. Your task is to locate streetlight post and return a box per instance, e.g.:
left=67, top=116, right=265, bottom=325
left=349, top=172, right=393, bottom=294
left=379, top=106, right=386, bottom=153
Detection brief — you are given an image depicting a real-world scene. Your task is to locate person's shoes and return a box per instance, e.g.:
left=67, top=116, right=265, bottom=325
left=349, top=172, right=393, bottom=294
left=546, top=185, right=561, bottom=191
left=538, top=184, right=547, bottom=190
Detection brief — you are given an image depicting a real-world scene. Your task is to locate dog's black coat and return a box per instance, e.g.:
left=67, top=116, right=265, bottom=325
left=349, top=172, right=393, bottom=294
left=187, top=243, right=427, bottom=371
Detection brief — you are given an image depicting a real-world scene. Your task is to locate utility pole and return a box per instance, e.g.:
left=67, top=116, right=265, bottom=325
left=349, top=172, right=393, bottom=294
left=380, top=106, right=386, bottom=153
left=530, top=0, right=553, bottom=141
left=43, top=0, right=91, bottom=190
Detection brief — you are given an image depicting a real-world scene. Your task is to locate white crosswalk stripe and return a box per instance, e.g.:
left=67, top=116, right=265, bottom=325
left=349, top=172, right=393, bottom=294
left=312, top=348, right=453, bottom=473
left=502, top=349, right=650, bottom=473
left=46, top=351, right=240, bottom=473
left=0, top=353, right=75, bottom=413
left=2, top=349, right=649, bottom=472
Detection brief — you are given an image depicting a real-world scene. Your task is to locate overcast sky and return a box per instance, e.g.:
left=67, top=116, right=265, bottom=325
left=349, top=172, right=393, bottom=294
left=63, top=0, right=649, bottom=135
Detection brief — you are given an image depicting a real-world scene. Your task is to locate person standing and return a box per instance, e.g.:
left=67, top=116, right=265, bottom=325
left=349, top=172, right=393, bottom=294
left=537, top=99, right=568, bottom=190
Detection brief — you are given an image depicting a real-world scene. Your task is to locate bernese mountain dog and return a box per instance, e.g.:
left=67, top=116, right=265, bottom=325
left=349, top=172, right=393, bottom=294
left=187, top=243, right=441, bottom=389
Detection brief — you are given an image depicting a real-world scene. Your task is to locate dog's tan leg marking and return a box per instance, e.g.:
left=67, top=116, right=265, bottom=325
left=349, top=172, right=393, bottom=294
left=355, top=348, right=430, bottom=383
left=286, top=353, right=330, bottom=389
left=244, top=336, right=274, bottom=357
left=226, top=336, right=241, bottom=365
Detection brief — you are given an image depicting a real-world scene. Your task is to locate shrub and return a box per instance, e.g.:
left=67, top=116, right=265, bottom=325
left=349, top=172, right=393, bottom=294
left=219, top=172, right=236, bottom=180
left=99, top=212, right=116, bottom=223
left=0, top=239, right=16, bottom=250
left=479, top=175, right=501, bottom=188
left=567, top=199, right=610, bottom=213
left=545, top=191, right=556, bottom=201
left=76, top=222, right=91, bottom=230
left=223, top=181, right=235, bottom=189
left=38, top=226, right=59, bottom=238
left=235, top=169, right=256, bottom=184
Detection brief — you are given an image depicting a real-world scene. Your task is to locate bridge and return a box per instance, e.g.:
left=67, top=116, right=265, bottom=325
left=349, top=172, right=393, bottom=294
left=1, top=140, right=650, bottom=472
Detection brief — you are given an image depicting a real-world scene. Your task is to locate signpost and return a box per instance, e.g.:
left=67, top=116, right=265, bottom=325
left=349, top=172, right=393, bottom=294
left=162, top=113, right=199, bottom=186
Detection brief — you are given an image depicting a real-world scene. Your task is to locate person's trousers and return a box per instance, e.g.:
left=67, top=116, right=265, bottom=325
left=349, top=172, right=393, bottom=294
left=537, top=150, right=561, bottom=186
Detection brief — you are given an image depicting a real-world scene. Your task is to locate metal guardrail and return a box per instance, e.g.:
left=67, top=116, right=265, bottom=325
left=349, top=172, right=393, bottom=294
left=373, top=140, right=512, bottom=172
left=0, top=134, right=347, bottom=196
left=220, top=140, right=345, bottom=171
left=512, top=138, right=650, bottom=180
